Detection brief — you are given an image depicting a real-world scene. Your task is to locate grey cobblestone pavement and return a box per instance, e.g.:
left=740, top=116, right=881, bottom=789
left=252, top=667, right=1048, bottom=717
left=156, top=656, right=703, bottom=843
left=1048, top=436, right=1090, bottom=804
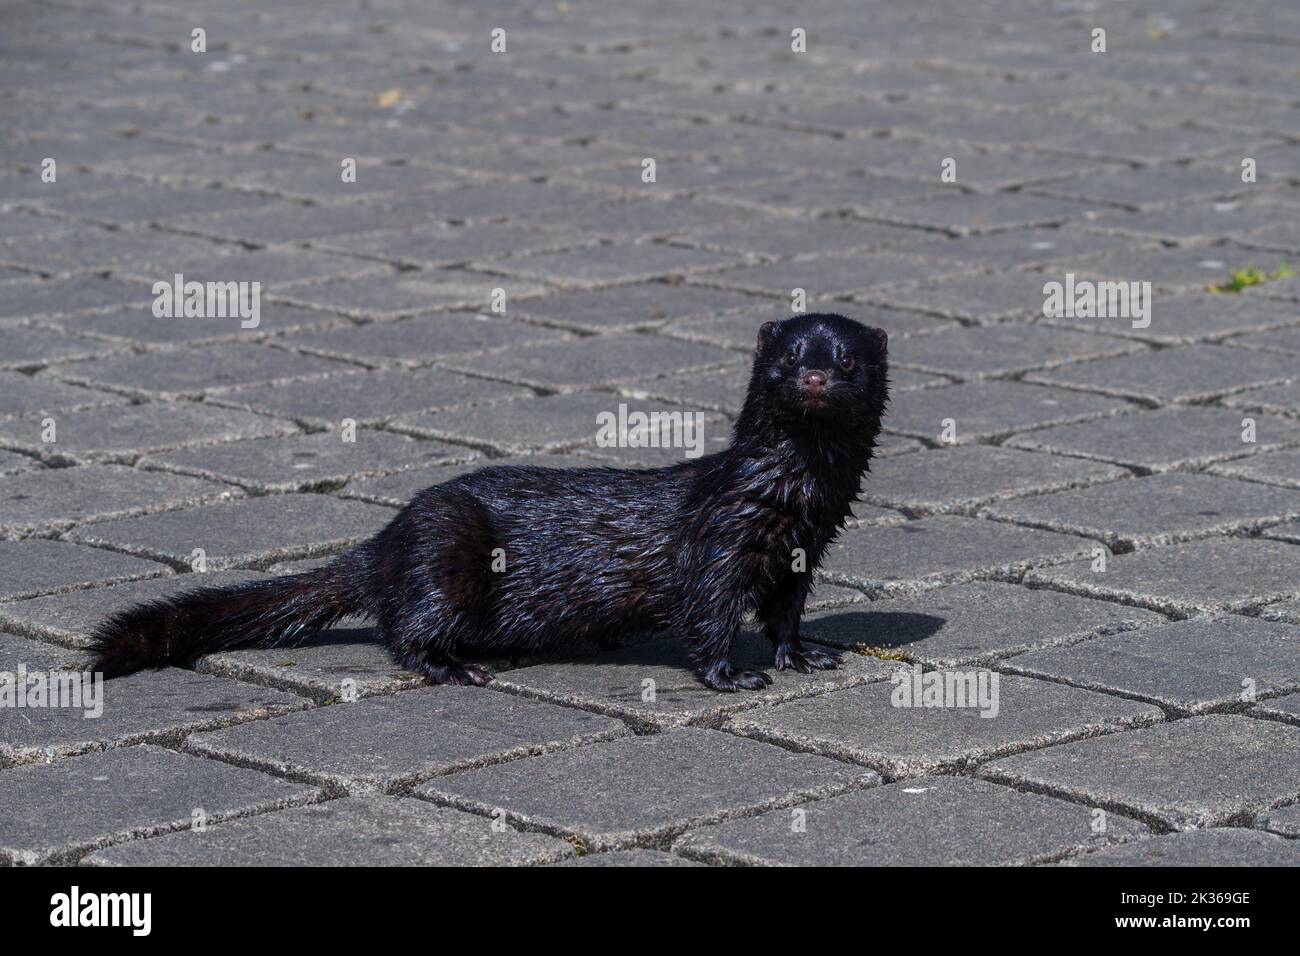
left=2, top=0, right=1299, bottom=866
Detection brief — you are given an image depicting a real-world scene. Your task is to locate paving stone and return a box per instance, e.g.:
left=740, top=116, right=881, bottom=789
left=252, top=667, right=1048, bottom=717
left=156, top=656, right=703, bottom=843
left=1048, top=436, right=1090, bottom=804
left=675, top=776, right=1147, bottom=866
left=1004, top=616, right=1300, bottom=715
left=1210, top=447, right=1300, bottom=488
left=878, top=369, right=951, bottom=395
left=0, top=668, right=309, bottom=767
left=185, top=685, right=627, bottom=791
left=0, top=631, right=78, bottom=672
left=1245, top=276, right=1300, bottom=304
left=1216, top=382, right=1300, bottom=418
left=0, top=463, right=236, bottom=537
left=273, top=272, right=544, bottom=320
left=801, top=582, right=1165, bottom=666
left=65, top=494, right=392, bottom=570
left=681, top=216, right=925, bottom=259
left=983, top=473, right=1300, bottom=550
left=897, top=227, right=1130, bottom=271
left=1239, top=219, right=1300, bottom=256
left=55, top=302, right=343, bottom=346
left=239, top=160, right=447, bottom=202
left=983, top=715, right=1300, bottom=829
left=51, top=343, right=354, bottom=399
left=166, top=195, right=463, bottom=246
left=513, top=282, right=760, bottom=334
left=700, top=250, right=943, bottom=300
left=1227, top=326, right=1300, bottom=358
left=860, top=445, right=1127, bottom=515
left=1064, top=828, right=1300, bottom=866
left=819, top=516, right=1099, bottom=598
left=1027, top=537, right=1300, bottom=617
left=804, top=583, right=871, bottom=610
left=476, top=239, right=745, bottom=288
left=0, top=538, right=168, bottom=602
left=726, top=674, right=1161, bottom=778
left=1252, top=691, right=1300, bottom=725
left=83, top=795, right=573, bottom=866
left=901, top=105, right=1111, bottom=150
left=196, top=624, right=427, bottom=704
left=1091, top=195, right=1300, bottom=246
left=41, top=185, right=266, bottom=226
left=394, top=392, right=720, bottom=457
left=0, top=449, right=38, bottom=477
left=538, top=196, right=770, bottom=243
left=0, top=276, right=152, bottom=321
left=208, top=366, right=530, bottom=428
left=1074, top=246, right=1287, bottom=295
left=1258, top=803, right=1300, bottom=838
left=494, top=632, right=895, bottom=731
left=417, top=728, right=878, bottom=851
left=0, top=371, right=125, bottom=421
left=140, top=431, right=470, bottom=493
left=284, top=314, right=567, bottom=366
left=339, top=455, right=580, bottom=508
left=551, top=849, right=704, bottom=867
left=887, top=325, right=1145, bottom=380
left=1036, top=122, right=1249, bottom=167
left=0, top=401, right=297, bottom=464
left=1031, top=167, right=1246, bottom=210
left=312, top=221, right=575, bottom=269
left=1262, top=521, right=1300, bottom=546
left=881, top=381, right=1132, bottom=444
left=618, top=364, right=752, bottom=415
left=1008, top=406, right=1300, bottom=473
left=712, top=172, right=938, bottom=216
left=1028, top=344, right=1299, bottom=403
left=0, top=745, right=319, bottom=865
left=1042, top=290, right=1300, bottom=344
left=1260, top=599, right=1300, bottom=625
left=442, top=333, right=742, bottom=391
left=3, top=225, right=233, bottom=282
left=862, top=192, right=1090, bottom=237
left=0, top=325, right=119, bottom=368
left=0, top=571, right=265, bottom=648
left=869, top=272, right=1061, bottom=324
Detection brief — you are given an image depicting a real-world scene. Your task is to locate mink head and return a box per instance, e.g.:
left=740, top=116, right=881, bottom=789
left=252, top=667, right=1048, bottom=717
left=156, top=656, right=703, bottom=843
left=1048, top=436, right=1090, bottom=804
left=746, top=313, right=889, bottom=430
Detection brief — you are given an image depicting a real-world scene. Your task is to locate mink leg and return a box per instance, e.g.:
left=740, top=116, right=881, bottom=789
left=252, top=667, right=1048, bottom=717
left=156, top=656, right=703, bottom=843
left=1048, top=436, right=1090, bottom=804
left=700, top=658, right=772, bottom=692
left=378, top=599, right=494, bottom=686
left=684, top=608, right=771, bottom=692
left=407, top=647, right=495, bottom=686
left=760, top=575, right=842, bottom=673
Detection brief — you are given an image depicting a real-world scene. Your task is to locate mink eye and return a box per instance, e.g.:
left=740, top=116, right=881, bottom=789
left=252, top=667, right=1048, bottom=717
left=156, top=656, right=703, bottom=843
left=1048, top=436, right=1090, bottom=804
left=839, top=354, right=856, bottom=372
left=783, top=349, right=799, bottom=367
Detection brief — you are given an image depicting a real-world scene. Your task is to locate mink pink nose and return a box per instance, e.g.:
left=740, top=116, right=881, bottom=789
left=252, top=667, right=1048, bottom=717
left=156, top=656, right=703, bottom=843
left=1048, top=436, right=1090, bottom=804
left=801, top=370, right=828, bottom=395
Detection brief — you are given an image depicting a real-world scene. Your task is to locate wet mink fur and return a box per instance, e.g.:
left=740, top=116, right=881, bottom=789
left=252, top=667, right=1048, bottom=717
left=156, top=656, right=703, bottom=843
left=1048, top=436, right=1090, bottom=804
left=90, top=313, right=889, bottom=692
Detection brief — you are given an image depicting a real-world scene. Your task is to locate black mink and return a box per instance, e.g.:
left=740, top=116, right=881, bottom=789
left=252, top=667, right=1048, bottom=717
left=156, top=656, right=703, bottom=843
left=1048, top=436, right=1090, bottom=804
left=90, top=313, right=889, bottom=691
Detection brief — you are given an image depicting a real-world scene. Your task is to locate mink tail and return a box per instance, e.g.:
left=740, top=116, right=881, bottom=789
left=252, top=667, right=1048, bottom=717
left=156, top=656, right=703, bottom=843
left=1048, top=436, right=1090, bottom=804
left=88, top=547, right=374, bottom=678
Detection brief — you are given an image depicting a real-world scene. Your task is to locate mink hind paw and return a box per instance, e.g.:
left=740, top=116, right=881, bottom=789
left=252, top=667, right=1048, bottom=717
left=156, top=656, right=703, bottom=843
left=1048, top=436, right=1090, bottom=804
left=423, top=662, right=495, bottom=686
left=701, top=661, right=773, bottom=692
left=774, top=644, right=842, bottom=673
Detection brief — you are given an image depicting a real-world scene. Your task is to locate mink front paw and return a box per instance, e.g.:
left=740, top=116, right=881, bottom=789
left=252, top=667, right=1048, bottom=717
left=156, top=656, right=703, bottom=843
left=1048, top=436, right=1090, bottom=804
left=701, top=661, right=773, bottom=692
left=774, top=644, right=842, bottom=673
left=426, top=662, right=495, bottom=686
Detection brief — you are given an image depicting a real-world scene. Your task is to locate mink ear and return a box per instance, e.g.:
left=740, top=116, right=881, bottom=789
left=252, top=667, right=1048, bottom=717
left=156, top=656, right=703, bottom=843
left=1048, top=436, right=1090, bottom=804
left=866, top=326, right=888, bottom=355
left=756, top=321, right=781, bottom=353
